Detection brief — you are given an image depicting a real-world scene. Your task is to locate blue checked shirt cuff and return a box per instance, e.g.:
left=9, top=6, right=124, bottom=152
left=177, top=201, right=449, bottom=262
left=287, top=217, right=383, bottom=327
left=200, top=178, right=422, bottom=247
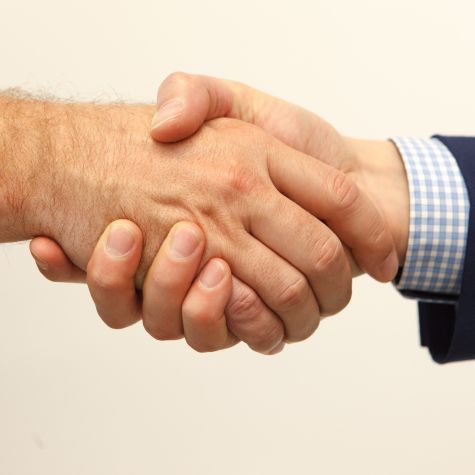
left=391, top=137, right=469, bottom=301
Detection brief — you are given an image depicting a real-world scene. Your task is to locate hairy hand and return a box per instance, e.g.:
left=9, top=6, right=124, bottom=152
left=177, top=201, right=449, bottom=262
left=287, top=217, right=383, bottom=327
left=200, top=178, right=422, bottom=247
left=23, top=99, right=399, bottom=344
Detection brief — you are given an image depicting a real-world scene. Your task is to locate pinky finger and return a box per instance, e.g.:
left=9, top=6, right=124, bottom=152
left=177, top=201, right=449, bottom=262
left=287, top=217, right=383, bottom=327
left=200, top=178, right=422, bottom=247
left=30, top=237, right=86, bottom=283
left=182, top=258, right=238, bottom=353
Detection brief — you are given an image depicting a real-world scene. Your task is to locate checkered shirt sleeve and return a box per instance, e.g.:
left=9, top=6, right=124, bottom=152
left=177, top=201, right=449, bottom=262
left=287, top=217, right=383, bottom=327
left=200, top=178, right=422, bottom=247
left=391, top=137, right=469, bottom=299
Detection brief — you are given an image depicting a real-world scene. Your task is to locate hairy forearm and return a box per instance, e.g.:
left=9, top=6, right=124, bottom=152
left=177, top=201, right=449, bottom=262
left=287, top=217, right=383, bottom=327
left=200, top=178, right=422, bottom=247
left=0, top=95, right=155, bottom=247
left=0, top=94, right=52, bottom=242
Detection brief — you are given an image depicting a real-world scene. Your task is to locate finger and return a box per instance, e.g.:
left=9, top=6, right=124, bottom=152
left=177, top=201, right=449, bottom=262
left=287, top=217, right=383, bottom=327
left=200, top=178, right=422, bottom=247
left=150, top=72, right=237, bottom=143
left=142, top=221, right=284, bottom=354
left=227, top=233, right=320, bottom=342
left=30, top=237, right=86, bottom=283
left=266, top=144, right=399, bottom=282
left=142, top=222, right=205, bottom=340
left=250, top=193, right=352, bottom=318
left=182, top=258, right=238, bottom=352
left=225, top=276, right=285, bottom=355
left=151, top=74, right=396, bottom=282
left=149, top=72, right=317, bottom=154
left=87, top=220, right=143, bottom=329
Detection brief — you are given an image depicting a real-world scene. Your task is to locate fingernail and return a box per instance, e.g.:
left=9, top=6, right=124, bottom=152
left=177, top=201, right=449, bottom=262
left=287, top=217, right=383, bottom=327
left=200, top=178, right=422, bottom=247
left=199, top=260, right=225, bottom=289
left=268, top=341, right=285, bottom=355
left=35, top=259, right=49, bottom=272
left=379, top=250, right=399, bottom=280
left=169, top=226, right=200, bottom=258
left=30, top=249, right=49, bottom=271
left=151, top=100, right=184, bottom=129
left=105, top=224, right=135, bottom=258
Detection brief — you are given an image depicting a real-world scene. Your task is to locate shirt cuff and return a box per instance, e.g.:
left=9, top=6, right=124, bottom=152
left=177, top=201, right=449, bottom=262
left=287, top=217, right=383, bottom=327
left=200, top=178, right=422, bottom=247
left=391, top=137, right=469, bottom=301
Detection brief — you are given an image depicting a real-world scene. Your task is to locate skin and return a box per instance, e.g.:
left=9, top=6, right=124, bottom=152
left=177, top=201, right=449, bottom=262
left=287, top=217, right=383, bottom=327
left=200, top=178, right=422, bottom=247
left=28, top=73, right=409, bottom=355
left=0, top=92, right=398, bottom=351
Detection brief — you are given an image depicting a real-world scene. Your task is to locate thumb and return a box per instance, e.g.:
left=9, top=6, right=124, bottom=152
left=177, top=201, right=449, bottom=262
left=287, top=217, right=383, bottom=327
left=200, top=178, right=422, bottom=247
left=30, top=237, right=87, bottom=283
left=150, top=72, right=239, bottom=143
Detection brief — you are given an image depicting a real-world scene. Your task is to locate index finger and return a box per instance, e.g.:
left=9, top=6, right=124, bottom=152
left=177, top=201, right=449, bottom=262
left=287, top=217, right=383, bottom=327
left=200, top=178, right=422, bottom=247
left=267, top=142, right=399, bottom=282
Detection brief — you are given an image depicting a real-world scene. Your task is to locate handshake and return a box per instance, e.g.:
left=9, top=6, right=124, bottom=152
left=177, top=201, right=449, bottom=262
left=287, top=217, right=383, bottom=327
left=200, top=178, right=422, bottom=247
left=2, top=73, right=409, bottom=354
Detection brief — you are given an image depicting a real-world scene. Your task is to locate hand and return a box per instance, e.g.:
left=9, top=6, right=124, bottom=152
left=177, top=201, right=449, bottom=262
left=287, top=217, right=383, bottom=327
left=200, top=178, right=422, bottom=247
left=18, top=98, right=399, bottom=345
left=150, top=72, right=409, bottom=264
left=32, top=219, right=285, bottom=354
left=28, top=77, right=405, bottom=353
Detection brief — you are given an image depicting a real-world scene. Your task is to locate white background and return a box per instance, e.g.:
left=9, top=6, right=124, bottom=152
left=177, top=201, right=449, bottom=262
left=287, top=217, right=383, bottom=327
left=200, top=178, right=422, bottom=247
left=1, top=1, right=475, bottom=474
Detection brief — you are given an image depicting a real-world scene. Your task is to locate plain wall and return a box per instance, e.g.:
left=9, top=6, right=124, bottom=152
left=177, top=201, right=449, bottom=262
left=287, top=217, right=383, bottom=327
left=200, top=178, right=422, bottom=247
left=1, top=1, right=475, bottom=474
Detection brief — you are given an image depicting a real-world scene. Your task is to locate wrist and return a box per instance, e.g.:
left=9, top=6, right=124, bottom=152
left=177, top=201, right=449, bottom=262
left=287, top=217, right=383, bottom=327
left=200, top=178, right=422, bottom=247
left=345, top=137, right=410, bottom=266
left=0, top=96, right=53, bottom=242
left=41, top=102, right=156, bottom=270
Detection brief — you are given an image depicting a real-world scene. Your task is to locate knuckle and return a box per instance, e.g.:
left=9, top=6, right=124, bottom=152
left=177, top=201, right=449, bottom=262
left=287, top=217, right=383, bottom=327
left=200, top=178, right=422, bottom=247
left=330, top=171, right=359, bottom=211
left=312, top=235, right=343, bottom=274
left=226, top=287, right=263, bottom=324
left=182, top=299, right=222, bottom=329
left=190, top=309, right=218, bottom=328
left=222, top=163, right=261, bottom=195
left=275, top=276, right=309, bottom=312
left=226, top=288, right=284, bottom=353
left=88, top=268, right=120, bottom=293
left=149, top=270, right=181, bottom=293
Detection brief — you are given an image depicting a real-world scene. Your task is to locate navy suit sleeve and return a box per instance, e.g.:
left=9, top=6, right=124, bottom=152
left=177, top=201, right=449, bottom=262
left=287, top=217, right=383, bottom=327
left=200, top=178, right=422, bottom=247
left=420, top=136, right=475, bottom=363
